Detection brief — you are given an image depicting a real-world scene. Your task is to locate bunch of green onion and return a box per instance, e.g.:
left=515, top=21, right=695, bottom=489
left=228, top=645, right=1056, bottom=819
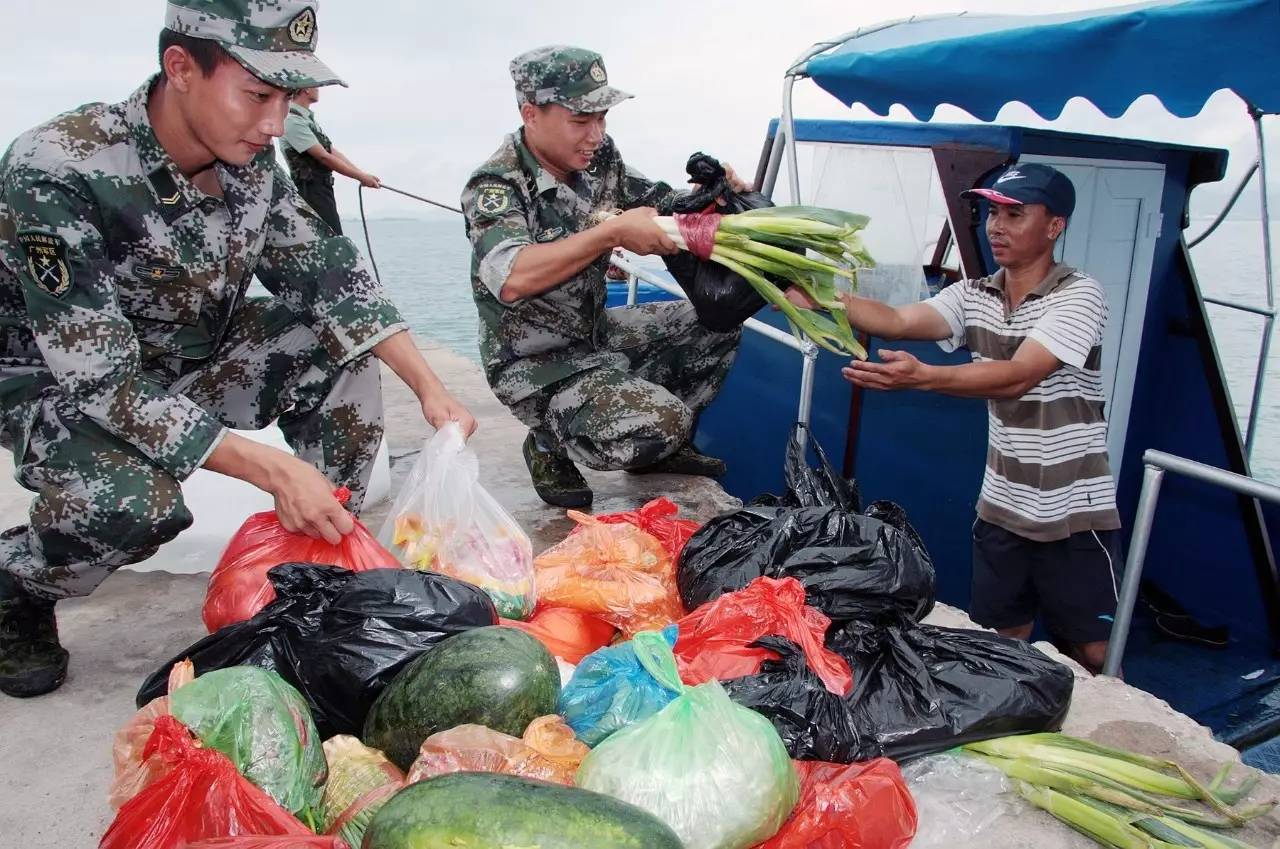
left=964, top=733, right=1275, bottom=849
left=651, top=206, right=874, bottom=358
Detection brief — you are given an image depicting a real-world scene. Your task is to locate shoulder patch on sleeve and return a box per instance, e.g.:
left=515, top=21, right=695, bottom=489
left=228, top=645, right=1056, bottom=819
left=15, top=230, right=72, bottom=297
left=473, top=180, right=517, bottom=219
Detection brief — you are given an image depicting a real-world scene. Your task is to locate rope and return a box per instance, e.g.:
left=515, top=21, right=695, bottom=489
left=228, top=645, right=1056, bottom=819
left=357, top=182, right=462, bottom=285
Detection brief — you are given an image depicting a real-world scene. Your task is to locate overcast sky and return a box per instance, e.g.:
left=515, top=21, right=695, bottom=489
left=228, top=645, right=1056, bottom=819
left=1, top=0, right=1273, bottom=221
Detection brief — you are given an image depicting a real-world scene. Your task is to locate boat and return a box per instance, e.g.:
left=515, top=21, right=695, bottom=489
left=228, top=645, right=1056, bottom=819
left=613, top=0, right=1280, bottom=766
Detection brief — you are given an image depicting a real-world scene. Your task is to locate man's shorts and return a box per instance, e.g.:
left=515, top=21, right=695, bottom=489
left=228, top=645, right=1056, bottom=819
left=970, top=518, right=1120, bottom=644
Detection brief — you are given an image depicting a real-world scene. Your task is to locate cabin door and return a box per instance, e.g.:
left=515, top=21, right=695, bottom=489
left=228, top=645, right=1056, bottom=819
left=1016, top=155, right=1165, bottom=479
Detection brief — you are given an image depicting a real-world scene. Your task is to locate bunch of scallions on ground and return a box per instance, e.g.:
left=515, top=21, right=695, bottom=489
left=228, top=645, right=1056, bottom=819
left=964, top=733, right=1276, bottom=849
left=647, top=206, right=874, bottom=359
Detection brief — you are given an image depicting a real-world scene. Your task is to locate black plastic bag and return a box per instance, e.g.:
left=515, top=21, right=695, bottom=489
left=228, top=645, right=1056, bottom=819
left=137, top=564, right=497, bottom=737
left=678, top=505, right=935, bottom=623
left=722, top=636, right=864, bottom=762
left=829, top=620, right=1075, bottom=761
left=753, top=423, right=860, bottom=511
left=660, top=152, right=776, bottom=332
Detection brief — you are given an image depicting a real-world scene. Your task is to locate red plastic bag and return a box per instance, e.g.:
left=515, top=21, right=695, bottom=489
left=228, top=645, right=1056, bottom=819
left=110, top=661, right=196, bottom=809
left=589, top=498, right=701, bottom=559
left=100, top=716, right=315, bottom=849
left=755, top=759, right=917, bottom=849
left=500, top=606, right=618, bottom=663
left=203, top=488, right=398, bottom=632
left=181, top=839, right=348, bottom=848
left=675, top=576, right=853, bottom=696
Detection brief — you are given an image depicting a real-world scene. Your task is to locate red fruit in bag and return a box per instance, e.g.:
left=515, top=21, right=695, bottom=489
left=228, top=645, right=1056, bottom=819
left=674, top=576, right=853, bottom=696
left=100, top=716, right=314, bottom=849
left=500, top=606, right=617, bottom=664
left=754, top=759, right=917, bottom=849
left=203, top=488, right=398, bottom=632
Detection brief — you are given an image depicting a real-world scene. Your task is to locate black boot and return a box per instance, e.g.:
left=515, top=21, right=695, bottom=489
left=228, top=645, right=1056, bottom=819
left=523, top=430, right=593, bottom=509
left=627, top=442, right=727, bottom=478
left=0, top=573, right=69, bottom=698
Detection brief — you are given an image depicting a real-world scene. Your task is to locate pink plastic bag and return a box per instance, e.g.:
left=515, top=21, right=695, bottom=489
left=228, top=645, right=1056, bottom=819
left=406, top=715, right=588, bottom=786
left=109, top=661, right=197, bottom=809
left=755, top=759, right=917, bottom=849
left=588, top=498, right=701, bottom=559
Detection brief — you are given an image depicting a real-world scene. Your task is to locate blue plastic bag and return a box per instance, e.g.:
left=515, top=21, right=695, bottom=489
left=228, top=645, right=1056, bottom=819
left=559, top=626, right=681, bottom=747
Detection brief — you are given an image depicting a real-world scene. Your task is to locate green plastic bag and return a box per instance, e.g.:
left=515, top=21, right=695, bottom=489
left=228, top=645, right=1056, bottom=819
left=170, top=666, right=327, bottom=828
left=575, top=632, right=799, bottom=849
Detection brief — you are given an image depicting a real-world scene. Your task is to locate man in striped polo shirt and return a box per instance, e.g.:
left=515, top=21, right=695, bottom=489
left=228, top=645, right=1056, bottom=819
left=789, top=163, right=1120, bottom=673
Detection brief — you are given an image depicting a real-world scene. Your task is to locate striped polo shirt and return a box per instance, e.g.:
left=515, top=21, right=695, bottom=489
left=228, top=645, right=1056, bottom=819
left=925, top=263, right=1121, bottom=542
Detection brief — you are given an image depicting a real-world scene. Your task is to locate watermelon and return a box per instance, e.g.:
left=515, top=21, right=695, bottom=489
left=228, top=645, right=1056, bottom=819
left=363, top=626, right=560, bottom=770
left=362, top=772, right=684, bottom=849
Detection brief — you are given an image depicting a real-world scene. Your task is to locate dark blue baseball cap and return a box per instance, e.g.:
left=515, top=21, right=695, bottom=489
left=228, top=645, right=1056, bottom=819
left=962, top=163, right=1076, bottom=217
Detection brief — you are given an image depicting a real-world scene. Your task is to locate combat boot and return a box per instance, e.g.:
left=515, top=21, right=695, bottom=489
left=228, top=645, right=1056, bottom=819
left=523, top=430, right=593, bottom=509
left=628, top=442, right=727, bottom=478
left=0, top=573, right=69, bottom=698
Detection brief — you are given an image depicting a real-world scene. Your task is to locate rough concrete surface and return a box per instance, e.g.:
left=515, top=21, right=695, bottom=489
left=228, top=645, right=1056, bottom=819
left=1, top=342, right=1276, bottom=847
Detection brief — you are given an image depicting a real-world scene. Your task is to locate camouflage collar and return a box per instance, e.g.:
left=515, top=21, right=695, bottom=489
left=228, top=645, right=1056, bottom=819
left=513, top=130, right=563, bottom=197
left=125, top=77, right=206, bottom=225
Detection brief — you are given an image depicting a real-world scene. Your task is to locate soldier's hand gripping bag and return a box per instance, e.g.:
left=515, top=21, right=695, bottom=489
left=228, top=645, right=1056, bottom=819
left=138, top=565, right=497, bottom=738
left=660, top=152, right=777, bottom=332
left=677, top=430, right=934, bottom=624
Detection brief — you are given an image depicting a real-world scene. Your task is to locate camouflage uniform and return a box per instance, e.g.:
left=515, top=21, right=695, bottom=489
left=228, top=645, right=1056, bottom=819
left=0, top=2, right=403, bottom=601
left=461, top=47, right=740, bottom=472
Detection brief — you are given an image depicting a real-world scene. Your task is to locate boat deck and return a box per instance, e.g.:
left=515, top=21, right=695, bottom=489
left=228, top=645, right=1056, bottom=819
left=1, top=341, right=1277, bottom=847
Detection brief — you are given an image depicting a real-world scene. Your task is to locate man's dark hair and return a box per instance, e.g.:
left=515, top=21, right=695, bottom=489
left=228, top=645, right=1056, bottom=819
left=157, top=29, right=231, bottom=79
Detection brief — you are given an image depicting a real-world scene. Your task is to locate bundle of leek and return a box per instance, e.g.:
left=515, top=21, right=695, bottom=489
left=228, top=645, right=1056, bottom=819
left=964, top=733, right=1275, bottom=849
left=649, top=206, right=873, bottom=359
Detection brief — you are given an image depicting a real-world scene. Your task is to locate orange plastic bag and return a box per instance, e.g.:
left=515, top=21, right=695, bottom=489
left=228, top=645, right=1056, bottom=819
left=203, top=488, right=398, bottom=633
left=588, top=498, right=701, bottom=559
left=500, top=606, right=618, bottom=663
left=100, top=717, right=314, bottom=849
left=675, top=576, right=853, bottom=696
left=405, top=715, right=588, bottom=786
left=755, top=759, right=917, bottom=849
left=181, top=839, right=348, bottom=848
left=533, top=511, right=684, bottom=638
left=109, top=661, right=197, bottom=809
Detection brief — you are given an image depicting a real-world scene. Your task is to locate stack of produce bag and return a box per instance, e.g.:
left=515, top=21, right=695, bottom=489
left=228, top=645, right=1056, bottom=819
left=203, top=487, right=397, bottom=633
left=576, top=633, right=799, bottom=849
left=101, top=717, right=316, bottom=849
left=363, top=626, right=561, bottom=771
left=320, top=736, right=404, bottom=848
left=405, top=715, right=587, bottom=786
left=534, top=510, right=684, bottom=637
left=559, top=627, right=682, bottom=747
left=380, top=423, right=535, bottom=619
left=138, top=564, right=498, bottom=737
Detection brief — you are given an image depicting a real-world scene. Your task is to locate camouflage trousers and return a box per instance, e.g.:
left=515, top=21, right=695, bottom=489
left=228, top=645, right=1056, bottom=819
left=509, top=300, right=740, bottom=470
left=0, top=297, right=384, bottom=600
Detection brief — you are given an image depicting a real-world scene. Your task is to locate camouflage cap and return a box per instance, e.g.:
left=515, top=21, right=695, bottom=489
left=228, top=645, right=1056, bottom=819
left=510, top=46, right=632, bottom=113
left=164, top=0, right=347, bottom=89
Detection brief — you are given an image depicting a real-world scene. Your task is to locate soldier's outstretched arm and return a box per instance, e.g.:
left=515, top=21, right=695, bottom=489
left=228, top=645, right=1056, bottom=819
left=2, top=163, right=226, bottom=481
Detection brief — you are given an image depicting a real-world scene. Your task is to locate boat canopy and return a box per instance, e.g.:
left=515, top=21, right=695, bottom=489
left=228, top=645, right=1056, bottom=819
left=801, top=0, right=1280, bottom=120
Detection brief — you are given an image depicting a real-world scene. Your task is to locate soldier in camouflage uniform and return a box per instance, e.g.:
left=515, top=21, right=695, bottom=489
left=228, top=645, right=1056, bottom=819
left=462, top=46, right=742, bottom=509
left=0, top=0, right=474, bottom=698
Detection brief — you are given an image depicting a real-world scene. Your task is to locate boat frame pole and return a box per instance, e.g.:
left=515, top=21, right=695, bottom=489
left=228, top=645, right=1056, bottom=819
left=1246, top=108, right=1276, bottom=458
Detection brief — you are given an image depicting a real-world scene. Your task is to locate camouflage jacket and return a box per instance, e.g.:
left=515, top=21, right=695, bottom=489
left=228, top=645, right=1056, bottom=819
left=461, top=130, right=673, bottom=405
left=0, top=76, right=406, bottom=480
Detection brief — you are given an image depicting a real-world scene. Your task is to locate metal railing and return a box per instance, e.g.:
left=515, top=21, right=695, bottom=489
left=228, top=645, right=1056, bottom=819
left=609, top=254, right=820, bottom=437
left=1102, top=449, right=1280, bottom=677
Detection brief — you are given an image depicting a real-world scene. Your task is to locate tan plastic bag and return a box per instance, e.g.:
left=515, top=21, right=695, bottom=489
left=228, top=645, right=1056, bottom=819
left=108, top=660, right=195, bottom=810
left=405, top=715, right=588, bottom=786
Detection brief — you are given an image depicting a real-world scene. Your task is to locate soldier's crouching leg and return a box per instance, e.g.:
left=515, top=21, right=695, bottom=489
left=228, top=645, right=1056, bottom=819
left=0, top=397, right=192, bottom=600
left=544, top=366, right=693, bottom=471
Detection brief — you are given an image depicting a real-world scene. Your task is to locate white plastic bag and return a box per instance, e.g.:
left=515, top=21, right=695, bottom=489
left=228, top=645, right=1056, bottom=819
left=379, top=423, right=535, bottom=619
